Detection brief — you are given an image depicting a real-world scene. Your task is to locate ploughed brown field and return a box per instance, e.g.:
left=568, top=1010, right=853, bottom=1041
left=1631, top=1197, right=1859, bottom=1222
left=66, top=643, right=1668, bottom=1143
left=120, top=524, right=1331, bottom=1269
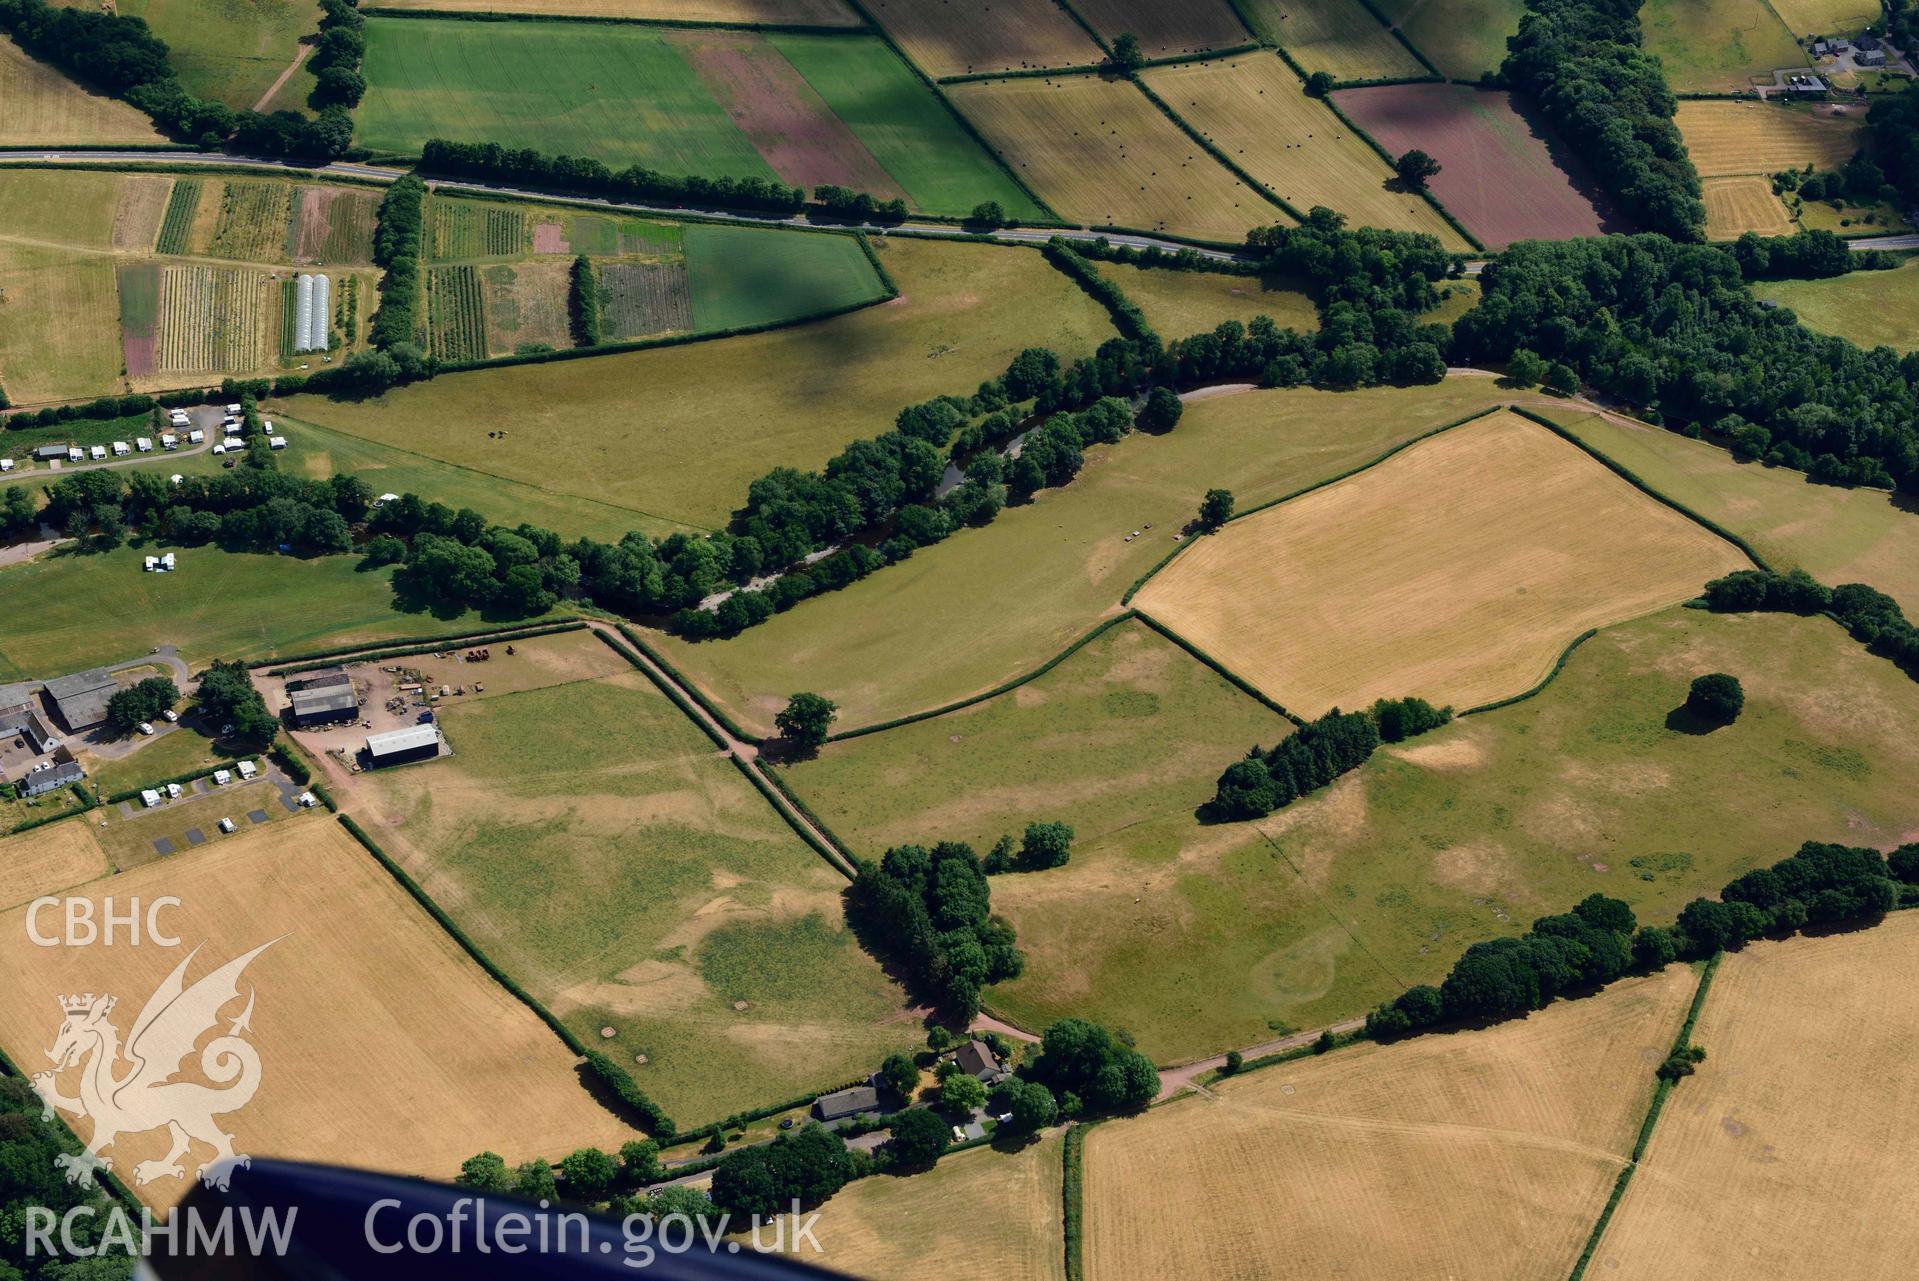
left=1133, top=411, right=1751, bottom=716
left=1333, top=83, right=1628, bottom=247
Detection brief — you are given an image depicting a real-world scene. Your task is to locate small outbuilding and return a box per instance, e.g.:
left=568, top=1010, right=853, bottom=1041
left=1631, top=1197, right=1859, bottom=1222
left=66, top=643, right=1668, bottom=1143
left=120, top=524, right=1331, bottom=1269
left=33, top=444, right=67, bottom=462
left=812, top=1086, right=881, bottom=1123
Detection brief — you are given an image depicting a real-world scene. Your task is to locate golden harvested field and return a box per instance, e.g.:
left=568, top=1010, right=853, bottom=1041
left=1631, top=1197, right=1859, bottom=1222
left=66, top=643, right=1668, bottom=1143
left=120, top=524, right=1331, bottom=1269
left=0, top=816, right=632, bottom=1208
left=1134, top=411, right=1751, bottom=716
left=0, top=169, right=127, bottom=249
left=1592, top=916, right=1919, bottom=1279
left=948, top=76, right=1275, bottom=244
left=1094, top=262, right=1318, bottom=336
left=1141, top=54, right=1470, bottom=248
left=1084, top=966, right=1698, bottom=1280
left=1069, top=0, right=1252, bottom=57
left=112, top=175, right=174, bottom=253
left=1237, top=0, right=1427, bottom=81
left=367, top=0, right=859, bottom=19
left=0, top=243, right=124, bottom=404
left=1677, top=100, right=1865, bottom=177
left=0, top=821, right=109, bottom=911
left=865, top=0, right=1104, bottom=77
left=0, top=35, right=165, bottom=146
left=1701, top=175, right=1795, bottom=238
left=798, top=1134, right=1066, bottom=1280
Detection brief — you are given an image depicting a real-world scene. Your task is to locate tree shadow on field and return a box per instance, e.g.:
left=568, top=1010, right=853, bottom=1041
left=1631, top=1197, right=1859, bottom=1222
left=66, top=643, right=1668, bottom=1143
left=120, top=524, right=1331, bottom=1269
left=1663, top=703, right=1725, bottom=735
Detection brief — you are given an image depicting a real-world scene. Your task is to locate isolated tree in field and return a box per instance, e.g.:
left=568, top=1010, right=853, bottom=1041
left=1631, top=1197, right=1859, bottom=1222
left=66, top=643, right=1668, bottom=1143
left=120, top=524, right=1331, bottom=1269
left=880, top=1051, right=918, bottom=1099
left=1222, top=1050, right=1243, bottom=1075
left=1686, top=673, right=1745, bottom=724
left=886, top=1107, right=950, bottom=1169
left=941, top=1071, right=987, bottom=1113
left=458, top=1152, right=513, bottom=1192
left=1304, top=71, right=1335, bottom=97
left=968, top=200, right=1008, bottom=230
left=1110, top=32, right=1146, bottom=71
left=1020, top=820, right=1075, bottom=870
left=1394, top=149, right=1442, bottom=190
left=776, top=692, right=837, bottom=748
left=1198, top=488, right=1234, bottom=530
left=560, top=1147, right=620, bottom=1201
left=105, top=676, right=179, bottom=734
left=1139, top=385, right=1183, bottom=432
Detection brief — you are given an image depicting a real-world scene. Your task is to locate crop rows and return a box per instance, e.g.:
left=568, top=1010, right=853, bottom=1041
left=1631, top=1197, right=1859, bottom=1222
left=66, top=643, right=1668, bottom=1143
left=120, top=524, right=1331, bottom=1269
left=158, top=265, right=269, bottom=373
left=156, top=179, right=202, bottom=255
left=427, top=265, right=488, bottom=361
left=600, top=260, right=693, bottom=339
left=280, top=277, right=300, bottom=360
left=430, top=202, right=526, bottom=259
left=208, top=181, right=294, bottom=262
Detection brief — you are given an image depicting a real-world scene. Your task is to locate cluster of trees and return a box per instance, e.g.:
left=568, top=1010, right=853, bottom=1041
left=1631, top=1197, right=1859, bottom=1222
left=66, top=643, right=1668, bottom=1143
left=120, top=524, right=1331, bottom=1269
left=1025, top=1018, right=1159, bottom=1116
left=1502, top=0, right=1703, bottom=238
left=368, top=497, right=592, bottom=618
left=370, top=175, right=426, bottom=352
left=105, top=676, right=179, bottom=735
left=569, top=254, right=602, bottom=347
left=42, top=464, right=368, bottom=557
left=195, top=661, right=277, bottom=743
left=1452, top=236, right=1919, bottom=491
left=420, top=139, right=809, bottom=216
left=1212, top=697, right=1450, bottom=819
left=1772, top=153, right=1899, bottom=209
left=845, top=841, right=1023, bottom=1020
left=306, top=0, right=364, bottom=110
left=981, top=821, right=1075, bottom=873
left=0, top=486, right=38, bottom=540
left=1705, top=568, right=1919, bottom=682
left=1678, top=840, right=1908, bottom=953
left=0, top=1077, right=131, bottom=1279
left=812, top=184, right=908, bottom=223
left=0, top=0, right=352, bottom=156
left=1728, top=227, right=1889, bottom=281
left=1865, top=85, right=1919, bottom=205
left=708, top=1124, right=854, bottom=1218
left=459, top=1139, right=666, bottom=1207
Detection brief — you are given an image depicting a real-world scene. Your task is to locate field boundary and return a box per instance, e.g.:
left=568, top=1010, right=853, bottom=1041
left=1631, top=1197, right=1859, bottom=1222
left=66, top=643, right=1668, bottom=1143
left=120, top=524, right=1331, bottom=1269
left=1131, top=610, right=1305, bottom=725
left=1505, top=405, right=1775, bottom=572
left=5, top=787, right=98, bottom=836
left=936, top=44, right=1266, bottom=84
left=1350, top=0, right=1442, bottom=78
left=1062, top=1118, right=1095, bottom=1281
left=1314, top=88, right=1485, bottom=251
left=1564, top=953, right=1723, bottom=1281
left=1129, top=70, right=1307, bottom=224
left=591, top=628, right=727, bottom=751
left=358, top=7, right=865, bottom=34
left=255, top=619, right=588, bottom=675
left=0, top=1040, right=143, bottom=1213
left=613, top=624, right=761, bottom=745
left=758, top=762, right=863, bottom=868
left=1119, top=402, right=1507, bottom=603
left=1457, top=628, right=1599, bottom=716
left=822, top=611, right=1140, bottom=741
left=725, top=753, right=857, bottom=877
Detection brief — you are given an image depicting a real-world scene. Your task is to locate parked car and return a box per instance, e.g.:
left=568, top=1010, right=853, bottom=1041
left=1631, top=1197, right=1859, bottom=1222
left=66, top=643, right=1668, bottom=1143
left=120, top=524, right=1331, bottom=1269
left=162, top=709, right=179, bottom=723
left=137, top=722, right=155, bottom=736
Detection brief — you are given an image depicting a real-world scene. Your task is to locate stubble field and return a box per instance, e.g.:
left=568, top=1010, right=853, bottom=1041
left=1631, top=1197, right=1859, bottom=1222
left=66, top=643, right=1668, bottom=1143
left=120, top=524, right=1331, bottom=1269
left=947, top=75, right=1274, bottom=244
left=369, top=0, right=859, bottom=19
left=0, top=35, right=166, bottom=145
left=1142, top=55, right=1468, bottom=247
left=1676, top=101, right=1864, bottom=177
left=1082, top=966, right=1697, bottom=1279
left=863, top=0, right=1104, bottom=77
left=1589, top=915, right=1919, bottom=1279
left=0, top=816, right=634, bottom=1208
left=1067, top=0, right=1252, bottom=57
left=1133, top=411, right=1751, bottom=717
left=1235, top=0, right=1426, bottom=80
left=1700, top=175, right=1796, bottom=239
left=0, top=821, right=110, bottom=911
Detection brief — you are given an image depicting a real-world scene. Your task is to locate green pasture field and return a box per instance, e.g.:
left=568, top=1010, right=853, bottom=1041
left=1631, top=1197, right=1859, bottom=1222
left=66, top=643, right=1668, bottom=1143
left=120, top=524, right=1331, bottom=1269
left=682, top=224, right=885, bottom=332
left=0, top=169, right=125, bottom=249
left=656, top=380, right=1512, bottom=737
left=353, top=669, right=919, bottom=1123
left=782, top=618, right=1291, bottom=859
left=1640, top=0, right=1803, bottom=93
left=766, top=33, right=1044, bottom=220
left=1755, top=258, right=1919, bottom=354
left=270, top=414, right=694, bottom=541
left=1547, top=406, right=1919, bottom=617
left=982, top=607, right=1919, bottom=1060
left=108, top=0, right=322, bottom=109
left=356, top=17, right=776, bottom=172
left=1092, top=263, right=1319, bottom=337
left=284, top=237, right=1114, bottom=531
left=1372, top=0, right=1526, bottom=79
left=0, top=544, right=464, bottom=679
left=86, top=726, right=224, bottom=798
left=0, top=244, right=124, bottom=405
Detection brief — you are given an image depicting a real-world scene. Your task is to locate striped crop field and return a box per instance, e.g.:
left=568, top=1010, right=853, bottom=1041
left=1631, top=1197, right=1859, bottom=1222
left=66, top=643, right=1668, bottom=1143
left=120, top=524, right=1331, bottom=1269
left=292, top=187, right=382, bottom=265
left=600, top=260, right=695, bottom=339
left=427, top=265, right=488, bottom=361
left=117, top=261, right=161, bottom=379
left=157, top=264, right=274, bottom=374
left=207, top=182, right=294, bottom=263
left=430, top=201, right=528, bottom=260
left=155, top=180, right=202, bottom=256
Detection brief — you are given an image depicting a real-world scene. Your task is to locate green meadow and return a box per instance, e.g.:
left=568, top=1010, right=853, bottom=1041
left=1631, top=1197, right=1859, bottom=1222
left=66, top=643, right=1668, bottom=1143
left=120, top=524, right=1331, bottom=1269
left=683, top=224, right=886, bottom=331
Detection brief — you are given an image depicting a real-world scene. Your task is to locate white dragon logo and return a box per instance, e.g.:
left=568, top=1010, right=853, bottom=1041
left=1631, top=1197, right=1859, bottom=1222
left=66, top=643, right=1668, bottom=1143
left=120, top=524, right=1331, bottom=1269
left=31, top=939, right=278, bottom=1192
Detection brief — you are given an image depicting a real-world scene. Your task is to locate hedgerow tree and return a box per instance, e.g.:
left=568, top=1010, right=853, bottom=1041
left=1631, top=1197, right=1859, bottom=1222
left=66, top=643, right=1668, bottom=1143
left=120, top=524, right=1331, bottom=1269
left=560, top=1147, right=620, bottom=1201
left=1019, top=820, right=1074, bottom=870
left=709, top=1125, right=853, bottom=1217
left=1110, top=32, right=1145, bottom=70
left=1139, top=385, right=1183, bottom=432
left=1394, top=149, right=1441, bottom=190
left=776, top=692, right=837, bottom=749
left=1198, top=488, right=1234, bottom=530
left=457, top=1151, right=512, bottom=1192
left=879, top=1051, right=918, bottom=1099
left=1686, top=673, right=1745, bottom=724
left=991, top=1078, right=1058, bottom=1132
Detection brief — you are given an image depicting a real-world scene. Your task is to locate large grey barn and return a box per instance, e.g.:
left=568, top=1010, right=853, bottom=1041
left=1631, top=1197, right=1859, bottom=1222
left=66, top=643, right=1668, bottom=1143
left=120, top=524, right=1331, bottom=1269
left=42, top=669, right=118, bottom=732
left=285, top=669, right=359, bottom=727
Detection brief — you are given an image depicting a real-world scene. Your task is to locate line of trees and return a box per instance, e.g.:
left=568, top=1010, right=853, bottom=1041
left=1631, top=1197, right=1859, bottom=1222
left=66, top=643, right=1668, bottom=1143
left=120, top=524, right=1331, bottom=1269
left=306, top=0, right=364, bottom=110
left=568, top=254, right=601, bottom=347
left=419, top=139, right=810, bottom=216
left=369, top=175, right=426, bottom=352
left=41, top=463, right=365, bottom=557
left=1704, top=568, right=1919, bottom=682
left=1728, top=227, right=1891, bottom=281
left=1211, top=697, right=1451, bottom=820
left=1501, top=0, right=1704, bottom=239
left=1451, top=235, right=1919, bottom=491
left=1041, top=238, right=1157, bottom=343
left=1865, top=77, right=1919, bottom=205
left=0, top=0, right=352, bottom=156
left=811, top=184, right=908, bottom=223
left=1368, top=840, right=1917, bottom=1039
left=844, top=840, right=1023, bottom=1021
